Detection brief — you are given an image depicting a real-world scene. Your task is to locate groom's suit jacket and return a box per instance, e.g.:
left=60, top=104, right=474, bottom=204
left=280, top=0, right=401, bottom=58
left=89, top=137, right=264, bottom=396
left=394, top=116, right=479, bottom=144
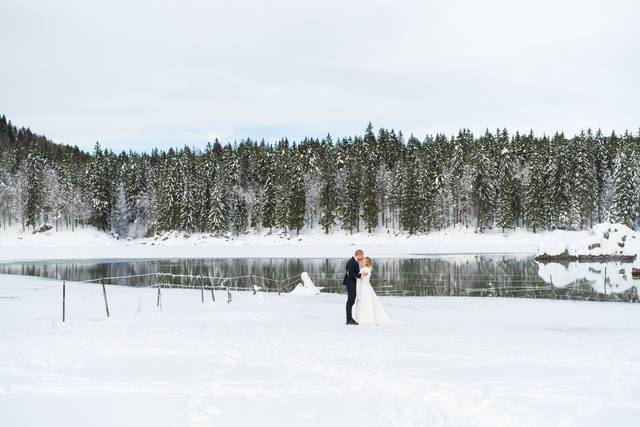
left=342, top=257, right=362, bottom=287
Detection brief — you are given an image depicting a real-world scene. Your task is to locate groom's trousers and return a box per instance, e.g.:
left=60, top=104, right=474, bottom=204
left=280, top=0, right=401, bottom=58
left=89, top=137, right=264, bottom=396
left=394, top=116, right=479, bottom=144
left=345, top=282, right=357, bottom=321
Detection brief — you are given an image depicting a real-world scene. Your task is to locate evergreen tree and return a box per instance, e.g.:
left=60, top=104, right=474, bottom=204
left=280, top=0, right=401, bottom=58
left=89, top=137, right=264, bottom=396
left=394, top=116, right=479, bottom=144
left=398, top=142, right=422, bottom=235
left=261, top=172, right=276, bottom=232
left=471, top=142, right=495, bottom=232
left=178, top=149, right=197, bottom=232
left=231, top=192, right=248, bottom=235
left=610, top=147, right=636, bottom=227
left=86, top=143, right=113, bottom=231
left=495, top=145, right=518, bottom=231
left=571, top=131, right=597, bottom=228
left=339, top=141, right=361, bottom=233
left=24, top=149, right=44, bottom=228
left=398, top=163, right=421, bottom=234
left=427, top=135, right=451, bottom=231
left=547, top=133, right=571, bottom=229
left=153, top=157, right=177, bottom=232
left=111, top=182, right=130, bottom=237
left=318, top=138, right=337, bottom=233
left=207, top=161, right=230, bottom=236
left=288, top=152, right=306, bottom=234
left=274, top=139, right=291, bottom=230
left=524, top=137, right=547, bottom=232
left=450, top=134, right=465, bottom=227
left=361, top=169, right=378, bottom=233
left=593, top=129, right=609, bottom=223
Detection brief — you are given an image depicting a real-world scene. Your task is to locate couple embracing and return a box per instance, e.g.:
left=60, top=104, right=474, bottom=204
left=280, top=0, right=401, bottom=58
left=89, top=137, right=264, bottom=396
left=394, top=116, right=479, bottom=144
left=343, top=249, right=391, bottom=325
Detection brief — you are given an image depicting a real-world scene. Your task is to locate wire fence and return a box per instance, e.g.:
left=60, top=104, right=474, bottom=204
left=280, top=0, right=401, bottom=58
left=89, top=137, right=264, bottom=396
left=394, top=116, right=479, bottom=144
left=77, top=271, right=640, bottom=302
left=3, top=271, right=638, bottom=324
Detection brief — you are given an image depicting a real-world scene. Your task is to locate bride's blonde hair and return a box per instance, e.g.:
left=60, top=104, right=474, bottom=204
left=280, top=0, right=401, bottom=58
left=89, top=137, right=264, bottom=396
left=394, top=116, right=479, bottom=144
left=363, top=257, right=372, bottom=267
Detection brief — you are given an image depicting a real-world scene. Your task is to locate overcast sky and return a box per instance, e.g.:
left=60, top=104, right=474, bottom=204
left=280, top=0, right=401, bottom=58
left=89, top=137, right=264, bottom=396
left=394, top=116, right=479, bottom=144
left=1, top=0, right=638, bottom=151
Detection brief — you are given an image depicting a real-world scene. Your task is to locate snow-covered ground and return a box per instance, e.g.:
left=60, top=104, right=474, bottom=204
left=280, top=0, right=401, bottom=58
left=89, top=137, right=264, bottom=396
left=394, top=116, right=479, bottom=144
left=2, top=274, right=639, bottom=427
left=0, top=225, right=547, bottom=261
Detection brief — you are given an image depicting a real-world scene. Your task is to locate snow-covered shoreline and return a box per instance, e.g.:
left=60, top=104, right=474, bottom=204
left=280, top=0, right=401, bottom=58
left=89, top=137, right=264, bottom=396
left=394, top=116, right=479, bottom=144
left=4, top=223, right=640, bottom=268
left=0, top=225, right=547, bottom=262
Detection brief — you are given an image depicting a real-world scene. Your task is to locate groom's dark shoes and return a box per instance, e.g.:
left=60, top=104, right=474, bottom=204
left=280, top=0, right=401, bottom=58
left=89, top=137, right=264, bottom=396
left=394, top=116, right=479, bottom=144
left=346, top=319, right=358, bottom=325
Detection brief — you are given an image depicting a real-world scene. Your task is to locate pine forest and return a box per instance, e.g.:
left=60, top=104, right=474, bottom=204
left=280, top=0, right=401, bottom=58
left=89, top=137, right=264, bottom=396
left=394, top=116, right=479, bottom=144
left=1, top=115, right=639, bottom=238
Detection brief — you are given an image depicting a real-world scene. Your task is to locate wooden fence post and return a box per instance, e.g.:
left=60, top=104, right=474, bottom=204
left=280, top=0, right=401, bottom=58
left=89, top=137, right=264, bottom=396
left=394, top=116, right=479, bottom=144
left=227, top=284, right=231, bottom=304
left=157, top=283, right=161, bottom=308
left=101, top=279, right=110, bottom=318
left=210, top=279, right=216, bottom=302
left=200, top=275, right=204, bottom=303
left=62, top=281, right=66, bottom=323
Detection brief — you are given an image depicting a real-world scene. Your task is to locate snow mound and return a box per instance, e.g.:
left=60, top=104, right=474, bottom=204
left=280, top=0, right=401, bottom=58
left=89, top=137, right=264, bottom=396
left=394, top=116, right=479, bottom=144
left=289, top=272, right=322, bottom=295
left=537, top=223, right=640, bottom=261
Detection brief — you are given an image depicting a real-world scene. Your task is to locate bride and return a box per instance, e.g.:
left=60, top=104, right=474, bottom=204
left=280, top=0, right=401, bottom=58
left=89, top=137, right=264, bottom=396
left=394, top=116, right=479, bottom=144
left=355, top=257, right=391, bottom=325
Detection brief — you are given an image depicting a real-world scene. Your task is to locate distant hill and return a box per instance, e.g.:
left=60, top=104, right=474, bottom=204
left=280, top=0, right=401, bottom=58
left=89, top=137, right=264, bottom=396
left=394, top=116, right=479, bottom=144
left=0, top=114, right=85, bottom=159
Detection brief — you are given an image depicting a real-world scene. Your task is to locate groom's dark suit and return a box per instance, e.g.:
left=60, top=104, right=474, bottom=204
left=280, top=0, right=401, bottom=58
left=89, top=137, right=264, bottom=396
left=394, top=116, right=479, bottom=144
left=343, top=256, right=362, bottom=323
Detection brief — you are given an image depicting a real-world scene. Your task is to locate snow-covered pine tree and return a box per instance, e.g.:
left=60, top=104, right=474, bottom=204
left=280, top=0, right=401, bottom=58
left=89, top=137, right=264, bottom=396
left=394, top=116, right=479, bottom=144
left=360, top=124, right=379, bottom=233
left=261, top=173, right=276, bottom=232
left=361, top=167, right=378, bottom=233
left=628, top=131, right=640, bottom=228
left=386, top=131, right=406, bottom=230
left=57, top=151, right=85, bottom=230
left=610, top=145, right=636, bottom=227
left=546, top=133, right=571, bottom=229
left=495, top=143, right=519, bottom=232
left=434, top=134, right=453, bottom=230
left=178, top=148, right=197, bottom=232
left=230, top=192, right=248, bottom=236
left=398, top=161, right=420, bottom=234
left=111, top=182, right=130, bottom=238
left=449, top=134, right=465, bottom=227
left=421, top=139, right=438, bottom=231
left=86, top=143, right=113, bottom=231
left=287, top=151, right=306, bottom=235
left=339, top=139, right=361, bottom=233
left=524, top=136, right=547, bottom=232
left=593, top=129, right=609, bottom=223
left=207, top=160, right=230, bottom=236
left=471, top=136, right=496, bottom=232
left=571, top=131, right=598, bottom=229
left=24, top=148, right=45, bottom=228
left=318, top=137, right=338, bottom=233
left=152, top=159, right=171, bottom=232
left=399, top=136, right=422, bottom=234
left=300, top=138, right=322, bottom=230
left=274, top=139, right=291, bottom=231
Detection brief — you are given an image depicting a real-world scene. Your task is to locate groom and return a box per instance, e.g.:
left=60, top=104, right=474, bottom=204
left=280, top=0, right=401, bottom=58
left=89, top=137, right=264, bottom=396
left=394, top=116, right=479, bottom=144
left=343, top=249, right=368, bottom=325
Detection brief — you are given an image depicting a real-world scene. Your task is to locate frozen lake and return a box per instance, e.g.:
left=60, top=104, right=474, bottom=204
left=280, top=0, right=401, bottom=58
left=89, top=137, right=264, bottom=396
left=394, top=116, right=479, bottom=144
left=0, top=255, right=637, bottom=301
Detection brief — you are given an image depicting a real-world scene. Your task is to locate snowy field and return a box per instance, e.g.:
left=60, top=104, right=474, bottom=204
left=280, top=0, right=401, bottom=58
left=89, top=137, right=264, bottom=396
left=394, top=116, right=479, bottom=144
left=4, top=222, right=636, bottom=262
left=0, top=225, right=548, bottom=261
left=2, top=274, right=640, bottom=427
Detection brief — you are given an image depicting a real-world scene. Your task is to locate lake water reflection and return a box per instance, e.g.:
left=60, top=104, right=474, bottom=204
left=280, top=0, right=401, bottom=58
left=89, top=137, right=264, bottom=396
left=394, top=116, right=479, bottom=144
left=0, top=256, right=637, bottom=301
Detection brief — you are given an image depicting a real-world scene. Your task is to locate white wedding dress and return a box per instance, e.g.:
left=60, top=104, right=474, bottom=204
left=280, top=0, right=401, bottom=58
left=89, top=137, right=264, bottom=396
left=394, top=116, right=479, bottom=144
left=355, top=267, right=391, bottom=325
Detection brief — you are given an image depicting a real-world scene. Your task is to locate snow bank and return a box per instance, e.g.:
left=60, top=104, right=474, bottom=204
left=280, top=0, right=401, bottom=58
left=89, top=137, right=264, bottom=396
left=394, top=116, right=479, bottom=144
left=537, top=223, right=640, bottom=262
left=1, top=274, right=640, bottom=426
left=289, top=272, right=322, bottom=295
left=0, top=224, right=546, bottom=261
